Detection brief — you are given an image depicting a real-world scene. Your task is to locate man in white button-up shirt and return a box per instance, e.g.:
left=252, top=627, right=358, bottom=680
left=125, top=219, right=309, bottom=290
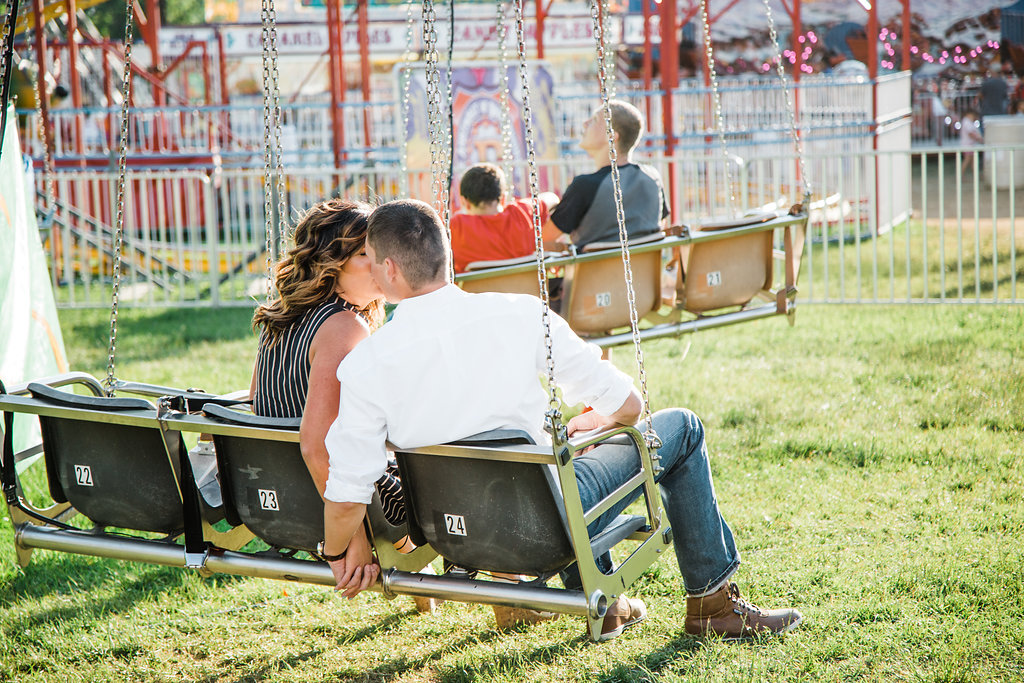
left=321, top=199, right=802, bottom=641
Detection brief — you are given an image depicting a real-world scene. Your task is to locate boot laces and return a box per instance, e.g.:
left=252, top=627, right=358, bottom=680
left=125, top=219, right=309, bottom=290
left=728, top=582, right=767, bottom=617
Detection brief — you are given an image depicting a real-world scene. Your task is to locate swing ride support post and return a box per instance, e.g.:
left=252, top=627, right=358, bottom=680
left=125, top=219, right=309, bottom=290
left=103, top=41, right=114, bottom=152
left=900, top=0, right=910, bottom=71
left=30, top=0, right=51, bottom=167
left=535, top=0, right=547, bottom=60
left=141, top=0, right=163, bottom=107
left=202, top=44, right=214, bottom=151
left=326, top=0, right=345, bottom=169
left=659, top=0, right=679, bottom=223
left=65, top=0, right=85, bottom=168
left=641, top=0, right=652, bottom=133
left=215, top=30, right=229, bottom=151
left=357, top=0, right=371, bottom=161
left=789, top=0, right=802, bottom=81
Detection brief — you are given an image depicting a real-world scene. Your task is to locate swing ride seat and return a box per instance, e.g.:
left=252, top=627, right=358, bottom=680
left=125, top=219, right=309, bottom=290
left=194, top=403, right=434, bottom=572
left=676, top=211, right=777, bottom=314
left=450, top=209, right=809, bottom=348
left=392, top=422, right=672, bottom=640
left=0, top=373, right=253, bottom=569
left=672, top=206, right=809, bottom=317
left=459, top=253, right=553, bottom=297
left=561, top=232, right=667, bottom=336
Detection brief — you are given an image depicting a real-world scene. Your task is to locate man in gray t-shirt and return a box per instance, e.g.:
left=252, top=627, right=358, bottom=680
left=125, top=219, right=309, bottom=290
left=544, top=100, right=669, bottom=249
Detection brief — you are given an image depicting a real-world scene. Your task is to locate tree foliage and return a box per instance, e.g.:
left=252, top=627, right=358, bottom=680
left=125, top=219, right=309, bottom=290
left=82, top=0, right=205, bottom=41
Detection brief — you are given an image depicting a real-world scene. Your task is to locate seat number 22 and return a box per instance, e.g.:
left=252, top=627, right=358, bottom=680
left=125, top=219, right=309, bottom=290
left=444, top=513, right=467, bottom=536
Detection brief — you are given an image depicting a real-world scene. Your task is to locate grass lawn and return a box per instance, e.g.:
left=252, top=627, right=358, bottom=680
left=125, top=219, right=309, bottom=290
left=2, top=303, right=1023, bottom=682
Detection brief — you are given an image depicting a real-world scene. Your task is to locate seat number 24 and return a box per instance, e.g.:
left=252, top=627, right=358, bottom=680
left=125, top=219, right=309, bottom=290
left=444, top=513, right=467, bottom=536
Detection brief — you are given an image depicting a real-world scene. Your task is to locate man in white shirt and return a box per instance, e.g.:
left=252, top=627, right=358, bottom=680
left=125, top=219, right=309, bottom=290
left=321, top=199, right=802, bottom=641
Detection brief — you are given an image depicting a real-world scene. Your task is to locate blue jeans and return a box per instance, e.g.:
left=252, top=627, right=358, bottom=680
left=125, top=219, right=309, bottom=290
left=572, top=408, right=740, bottom=596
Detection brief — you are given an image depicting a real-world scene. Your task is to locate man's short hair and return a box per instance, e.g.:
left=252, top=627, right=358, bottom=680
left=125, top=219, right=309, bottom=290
left=459, top=163, right=506, bottom=206
left=608, top=99, right=644, bottom=156
left=367, top=199, right=449, bottom=289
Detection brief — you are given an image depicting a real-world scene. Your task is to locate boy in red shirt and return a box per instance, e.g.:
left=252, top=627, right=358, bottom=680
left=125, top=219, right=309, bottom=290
left=450, top=163, right=551, bottom=274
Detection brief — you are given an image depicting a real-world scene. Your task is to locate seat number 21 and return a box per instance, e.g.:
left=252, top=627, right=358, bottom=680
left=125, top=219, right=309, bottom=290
left=444, top=513, right=467, bottom=536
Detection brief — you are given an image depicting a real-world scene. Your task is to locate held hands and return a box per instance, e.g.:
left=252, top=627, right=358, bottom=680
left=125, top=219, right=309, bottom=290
left=566, top=409, right=615, bottom=438
left=566, top=410, right=619, bottom=454
left=328, top=524, right=380, bottom=599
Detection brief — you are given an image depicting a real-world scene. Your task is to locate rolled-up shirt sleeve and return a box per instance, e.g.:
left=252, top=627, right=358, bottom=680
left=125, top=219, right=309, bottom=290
left=323, top=369, right=388, bottom=504
left=545, top=309, right=635, bottom=415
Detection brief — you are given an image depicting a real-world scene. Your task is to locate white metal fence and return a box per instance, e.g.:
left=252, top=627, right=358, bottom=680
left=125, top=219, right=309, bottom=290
left=37, top=141, right=1023, bottom=309
left=20, top=74, right=880, bottom=168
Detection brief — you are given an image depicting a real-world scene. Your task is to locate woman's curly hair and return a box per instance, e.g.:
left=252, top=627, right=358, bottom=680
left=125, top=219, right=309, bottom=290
left=252, top=199, right=383, bottom=341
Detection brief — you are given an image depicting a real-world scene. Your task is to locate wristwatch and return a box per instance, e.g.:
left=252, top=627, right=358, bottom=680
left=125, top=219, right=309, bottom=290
left=316, top=540, right=346, bottom=562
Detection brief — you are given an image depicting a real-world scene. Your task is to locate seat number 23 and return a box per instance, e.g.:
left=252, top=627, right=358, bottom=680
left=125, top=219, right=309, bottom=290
left=444, top=513, right=467, bottom=536
left=258, top=488, right=280, bottom=511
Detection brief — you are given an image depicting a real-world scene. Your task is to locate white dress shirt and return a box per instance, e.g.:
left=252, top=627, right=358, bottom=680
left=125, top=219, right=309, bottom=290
left=323, top=284, right=635, bottom=504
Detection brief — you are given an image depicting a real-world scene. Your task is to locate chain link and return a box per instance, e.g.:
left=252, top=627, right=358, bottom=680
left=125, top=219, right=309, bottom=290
left=699, top=0, right=737, bottom=212
left=600, top=0, right=616, bottom=100
left=398, top=1, right=417, bottom=196
left=261, top=0, right=276, bottom=302
left=590, top=0, right=659, bottom=454
left=762, top=0, right=811, bottom=201
left=496, top=1, right=515, bottom=190
left=421, top=0, right=455, bottom=281
left=266, top=0, right=288, bottom=258
left=103, top=0, right=136, bottom=395
left=513, top=0, right=560, bottom=424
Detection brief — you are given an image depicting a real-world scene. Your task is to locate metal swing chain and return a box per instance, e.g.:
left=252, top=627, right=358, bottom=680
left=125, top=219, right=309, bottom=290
left=496, top=1, right=515, bottom=188
left=103, top=0, right=137, bottom=395
left=762, top=0, right=811, bottom=201
left=266, top=0, right=289, bottom=260
left=699, top=0, right=738, bottom=211
left=512, top=0, right=560, bottom=428
left=600, top=0, right=616, bottom=99
left=422, top=0, right=455, bottom=282
left=590, top=0, right=659, bottom=453
left=260, top=0, right=274, bottom=301
left=398, top=1, right=417, bottom=196
left=444, top=0, right=455, bottom=228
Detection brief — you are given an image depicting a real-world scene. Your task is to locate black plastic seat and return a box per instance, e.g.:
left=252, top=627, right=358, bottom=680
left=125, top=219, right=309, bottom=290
left=200, top=405, right=433, bottom=571
left=27, top=382, right=188, bottom=534
left=200, top=404, right=320, bottom=552
left=394, top=429, right=647, bottom=577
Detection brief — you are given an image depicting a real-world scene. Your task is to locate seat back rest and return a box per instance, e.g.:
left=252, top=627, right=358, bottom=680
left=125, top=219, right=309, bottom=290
left=459, top=269, right=543, bottom=297
left=394, top=429, right=577, bottom=576
left=27, top=384, right=186, bottom=534
left=202, top=404, right=321, bottom=552
left=682, top=228, right=773, bottom=314
left=564, top=244, right=662, bottom=335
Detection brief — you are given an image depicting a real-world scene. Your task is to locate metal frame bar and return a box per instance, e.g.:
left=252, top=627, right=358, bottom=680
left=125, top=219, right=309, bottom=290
left=2, top=374, right=672, bottom=640
left=455, top=212, right=809, bottom=349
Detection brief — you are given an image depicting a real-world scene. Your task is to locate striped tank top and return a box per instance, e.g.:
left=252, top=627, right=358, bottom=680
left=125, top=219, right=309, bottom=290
left=252, top=296, right=408, bottom=527
left=252, top=295, right=358, bottom=418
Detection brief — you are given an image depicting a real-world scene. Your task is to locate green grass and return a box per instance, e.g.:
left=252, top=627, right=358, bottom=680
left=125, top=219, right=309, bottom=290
left=803, top=218, right=1024, bottom=303
left=3, top=304, right=1024, bottom=682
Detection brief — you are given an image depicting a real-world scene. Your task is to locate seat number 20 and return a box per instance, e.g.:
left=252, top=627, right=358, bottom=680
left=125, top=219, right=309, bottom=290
left=444, top=513, right=467, bottom=536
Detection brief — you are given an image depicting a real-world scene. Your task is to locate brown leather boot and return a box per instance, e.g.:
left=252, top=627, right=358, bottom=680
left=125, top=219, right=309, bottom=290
left=685, top=582, right=802, bottom=639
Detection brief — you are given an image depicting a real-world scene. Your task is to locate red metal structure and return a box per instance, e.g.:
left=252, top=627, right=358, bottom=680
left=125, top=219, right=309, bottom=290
left=21, top=0, right=915, bottom=180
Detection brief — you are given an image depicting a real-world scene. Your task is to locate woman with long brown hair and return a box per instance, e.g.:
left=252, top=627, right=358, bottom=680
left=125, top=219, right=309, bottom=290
left=249, top=199, right=409, bottom=572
